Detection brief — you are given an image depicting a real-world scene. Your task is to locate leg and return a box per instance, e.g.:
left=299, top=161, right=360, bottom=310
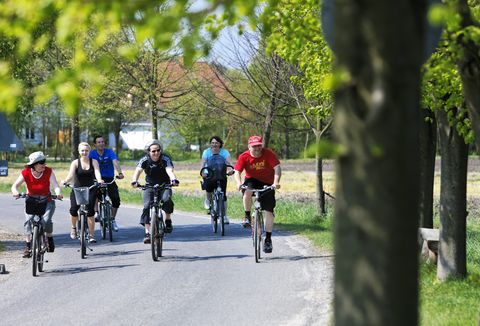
left=264, top=211, right=275, bottom=233
left=87, top=215, right=95, bottom=241
left=242, top=190, right=253, bottom=227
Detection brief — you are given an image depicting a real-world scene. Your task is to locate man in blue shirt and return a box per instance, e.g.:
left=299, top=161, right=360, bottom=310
left=89, top=135, right=124, bottom=231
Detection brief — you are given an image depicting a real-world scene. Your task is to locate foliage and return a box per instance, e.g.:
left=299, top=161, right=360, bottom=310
left=0, top=0, right=261, bottom=115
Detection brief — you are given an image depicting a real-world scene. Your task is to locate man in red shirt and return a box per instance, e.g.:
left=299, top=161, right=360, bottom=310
left=234, top=136, right=282, bottom=253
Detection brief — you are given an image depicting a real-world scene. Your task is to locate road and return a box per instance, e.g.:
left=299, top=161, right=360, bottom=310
left=0, top=193, right=333, bottom=325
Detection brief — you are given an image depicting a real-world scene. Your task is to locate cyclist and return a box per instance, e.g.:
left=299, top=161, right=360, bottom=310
left=11, top=151, right=63, bottom=258
left=131, top=139, right=180, bottom=244
left=234, top=135, right=281, bottom=253
left=63, top=142, right=103, bottom=243
left=89, top=135, right=124, bottom=231
left=201, top=135, right=233, bottom=224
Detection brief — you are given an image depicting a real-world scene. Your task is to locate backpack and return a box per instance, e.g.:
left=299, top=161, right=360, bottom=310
left=204, top=154, right=227, bottom=182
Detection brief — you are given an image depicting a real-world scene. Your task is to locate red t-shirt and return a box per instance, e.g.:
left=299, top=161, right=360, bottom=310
left=21, top=167, right=52, bottom=198
left=234, top=148, right=280, bottom=184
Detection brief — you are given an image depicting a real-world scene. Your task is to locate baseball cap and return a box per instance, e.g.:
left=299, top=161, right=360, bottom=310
left=248, top=136, right=263, bottom=146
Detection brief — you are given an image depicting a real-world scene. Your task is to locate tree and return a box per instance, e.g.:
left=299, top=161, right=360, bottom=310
left=332, top=1, right=427, bottom=324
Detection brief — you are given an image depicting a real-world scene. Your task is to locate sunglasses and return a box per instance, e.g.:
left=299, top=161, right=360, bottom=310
left=36, top=160, right=46, bottom=165
left=150, top=149, right=160, bottom=153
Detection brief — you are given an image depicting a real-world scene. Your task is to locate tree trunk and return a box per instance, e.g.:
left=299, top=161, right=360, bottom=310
left=436, top=108, right=468, bottom=280
left=151, top=98, right=158, bottom=140
left=456, top=0, right=480, bottom=156
left=71, top=114, right=80, bottom=160
left=316, top=117, right=325, bottom=215
left=333, top=1, right=425, bottom=325
left=263, top=54, right=281, bottom=147
left=419, top=109, right=437, bottom=228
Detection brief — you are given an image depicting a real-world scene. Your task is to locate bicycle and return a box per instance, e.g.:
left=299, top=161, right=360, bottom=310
left=200, top=164, right=234, bottom=236
left=241, top=185, right=275, bottom=263
left=64, top=183, right=98, bottom=259
left=16, top=193, right=57, bottom=276
left=97, top=178, right=117, bottom=242
left=136, top=183, right=173, bottom=261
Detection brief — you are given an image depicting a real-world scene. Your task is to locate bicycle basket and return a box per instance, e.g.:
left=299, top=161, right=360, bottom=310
left=25, top=196, right=48, bottom=216
left=73, top=187, right=90, bottom=205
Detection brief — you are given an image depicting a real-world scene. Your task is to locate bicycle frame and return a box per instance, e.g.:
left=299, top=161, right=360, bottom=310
left=139, top=183, right=172, bottom=261
left=241, top=185, right=274, bottom=263
left=97, top=179, right=115, bottom=242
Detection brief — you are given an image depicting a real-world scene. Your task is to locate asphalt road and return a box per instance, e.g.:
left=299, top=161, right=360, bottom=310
left=0, top=193, right=333, bottom=326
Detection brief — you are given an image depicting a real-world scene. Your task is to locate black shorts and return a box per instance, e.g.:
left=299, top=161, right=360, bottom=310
left=97, top=178, right=121, bottom=208
left=204, top=178, right=228, bottom=200
left=243, top=178, right=276, bottom=212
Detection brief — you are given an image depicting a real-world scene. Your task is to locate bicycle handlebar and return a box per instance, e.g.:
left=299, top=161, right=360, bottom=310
left=16, top=193, right=59, bottom=200
left=134, top=183, right=176, bottom=191
left=240, top=185, right=276, bottom=193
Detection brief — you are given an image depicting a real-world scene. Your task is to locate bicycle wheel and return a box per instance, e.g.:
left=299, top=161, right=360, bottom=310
left=157, top=214, right=164, bottom=258
left=32, top=225, right=39, bottom=276
left=100, top=204, right=107, bottom=240
left=218, top=193, right=225, bottom=236
left=80, top=213, right=86, bottom=259
left=210, top=193, right=218, bottom=233
left=37, top=233, right=45, bottom=272
left=254, top=211, right=262, bottom=263
left=150, top=209, right=160, bottom=261
left=105, top=202, right=113, bottom=242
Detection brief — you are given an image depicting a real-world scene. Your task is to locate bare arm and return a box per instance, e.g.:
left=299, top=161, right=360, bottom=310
left=113, top=159, right=124, bottom=179
left=166, top=167, right=178, bottom=182
left=234, top=170, right=243, bottom=190
left=131, top=166, right=143, bottom=185
left=62, top=160, right=77, bottom=185
left=49, top=171, right=63, bottom=199
left=11, top=174, right=25, bottom=197
left=92, top=159, right=104, bottom=183
left=273, top=164, right=281, bottom=189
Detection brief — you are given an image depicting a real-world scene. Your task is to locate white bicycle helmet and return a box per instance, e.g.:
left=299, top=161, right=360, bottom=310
left=144, top=139, right=162, bottom=152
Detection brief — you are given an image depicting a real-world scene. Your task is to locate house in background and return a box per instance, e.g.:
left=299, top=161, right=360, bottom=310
left=0, top=112, right=24, bottom=153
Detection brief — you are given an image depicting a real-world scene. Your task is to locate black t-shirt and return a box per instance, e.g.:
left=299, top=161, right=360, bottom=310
left=137, top=154, right=174, bottom=185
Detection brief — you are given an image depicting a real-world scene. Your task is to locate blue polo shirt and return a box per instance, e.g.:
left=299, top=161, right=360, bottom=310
left=89, top=148, right=117, bottom=178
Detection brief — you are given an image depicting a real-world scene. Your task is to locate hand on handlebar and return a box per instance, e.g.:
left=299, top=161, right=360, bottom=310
left=117, top=173, right=125, bottom=180
left=171, top=179, right=180, bottom=186
left=131, top=181, right=139, bottom=188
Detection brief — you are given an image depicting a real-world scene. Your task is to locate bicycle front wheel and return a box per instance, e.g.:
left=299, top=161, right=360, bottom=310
left=218, top=194, right=225, bottom=236
left=37, top=233, right=45, bottom=272
left=150, top=210, right=160, bottom=261
left=254, top=211, right=262, bottom=263
left=32, top=226, right=39, bottom=276
left=80, top=213, right=86, bottom=259
left=211, top=194, right=218, bottom=233
left=104, top=202, right=113, bottom=242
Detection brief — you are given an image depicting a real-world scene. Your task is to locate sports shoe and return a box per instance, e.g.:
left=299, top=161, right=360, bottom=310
left=263, top=238, right=273, bottom=253
left=88, top=237, right=97, bottom=244
left=223, top=216, right=230, bottom=225
left=112, top=220, right=119, bottom=232
left=23, top=243, right=32, bottom=258
left=143, top=234, right=151, bottom=244
left=204, top=199, right=210, bottom=210
left=70, top=227, right=77, bottom=240
left=242, top=216, right=251, bottom=228
left=165, top=220, right=173, bottom=233
left=47, top=236, right=55, bottom=252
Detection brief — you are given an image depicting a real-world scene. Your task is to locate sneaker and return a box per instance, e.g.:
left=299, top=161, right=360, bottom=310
left=204, top=199, right=210, bottom=210
left=70, top=227, right=77, bottom=240
left=223, top=216, right=230, bottom=225
left=47, top=237, right=55, bottom=252
left=242, top=217, right=251, bottom=228
left=263, top=238, right=273, bottom=253
left=143, top=234, right=151, bottom=244
left=165, top=220, right=173, bottom=233
left=88, top=237, right=97, bottom=244
left=23, top=243, right=32, bottom=258
left=112, top=220, right=119, bottom=232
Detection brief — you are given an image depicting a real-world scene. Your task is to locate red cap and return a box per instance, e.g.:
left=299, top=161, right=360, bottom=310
left=248, top=136, right=263, bottom=146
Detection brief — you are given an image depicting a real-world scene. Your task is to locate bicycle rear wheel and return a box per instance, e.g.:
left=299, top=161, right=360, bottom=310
left=150, top=210, right=160, bottom=261
left=80, top=213, right=86, bottom=259
left=218, top=194, right=225, bottom=236
left=254, top=211, right=262, bottom=263
left=32, top=226, right=39, bottom=276
left=104, top=202, right=113, bottom=242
